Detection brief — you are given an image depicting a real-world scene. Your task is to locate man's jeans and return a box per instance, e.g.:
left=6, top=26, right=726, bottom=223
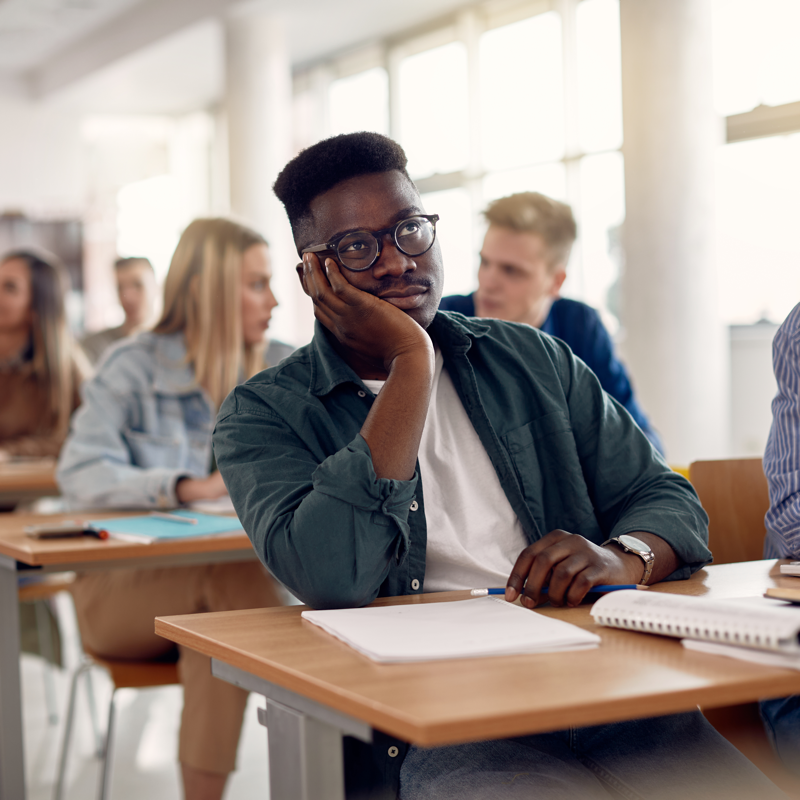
left=761, top=695, right=800, bottom=775
left=400, top=710, right=784, bottom=799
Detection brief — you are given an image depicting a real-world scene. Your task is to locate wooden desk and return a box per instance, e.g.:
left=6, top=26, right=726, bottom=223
left=0, top=511, right=256, bottom=800
left=156, top=560, right=800, bottom=800
left=0, top=459, right=59, bottom=505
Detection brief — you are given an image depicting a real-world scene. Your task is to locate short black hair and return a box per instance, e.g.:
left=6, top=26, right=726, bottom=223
left=273, top=132, right=411, bottom=241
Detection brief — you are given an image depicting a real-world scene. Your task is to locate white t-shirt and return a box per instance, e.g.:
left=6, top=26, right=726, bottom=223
left=363, top=349, right=528, bottom=592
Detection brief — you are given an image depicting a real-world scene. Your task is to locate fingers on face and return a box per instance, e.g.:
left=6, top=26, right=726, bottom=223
left=304, top=253, right=358, bottom=308
left=302, top=254, right=338, bottom=306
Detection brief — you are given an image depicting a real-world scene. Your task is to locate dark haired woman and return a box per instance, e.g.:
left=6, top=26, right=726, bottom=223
left=0, top=249, right=87, bottom=463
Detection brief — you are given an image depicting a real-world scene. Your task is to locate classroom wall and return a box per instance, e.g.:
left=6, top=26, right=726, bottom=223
left=729, top=322, right=778, bottom=458
left=0, top=93, right=86, bottom=218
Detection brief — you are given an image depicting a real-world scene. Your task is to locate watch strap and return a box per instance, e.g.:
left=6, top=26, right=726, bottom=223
left=601, top=536, right=654, bottom=585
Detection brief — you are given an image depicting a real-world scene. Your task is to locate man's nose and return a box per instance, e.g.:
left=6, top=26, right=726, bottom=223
left=371, top=234, right=416, bottom=279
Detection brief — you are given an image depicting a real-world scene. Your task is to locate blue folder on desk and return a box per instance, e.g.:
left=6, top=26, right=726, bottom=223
left=89, top=511, right=244, bottom=543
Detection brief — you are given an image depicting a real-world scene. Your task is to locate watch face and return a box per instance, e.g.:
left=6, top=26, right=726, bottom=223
left=618, top=534, right=650, bottom=555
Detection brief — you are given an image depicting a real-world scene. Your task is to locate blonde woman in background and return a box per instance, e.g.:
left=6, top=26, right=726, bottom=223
left=0, top=249, right=87, bottom=464
left=57, top=218, right=294, bottom=800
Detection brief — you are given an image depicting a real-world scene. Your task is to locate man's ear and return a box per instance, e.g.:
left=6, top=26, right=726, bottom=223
left=549, top=267, right=567, bottom=296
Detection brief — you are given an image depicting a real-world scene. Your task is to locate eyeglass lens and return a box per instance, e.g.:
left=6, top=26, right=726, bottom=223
left=336, top=217, right=435, bottom=271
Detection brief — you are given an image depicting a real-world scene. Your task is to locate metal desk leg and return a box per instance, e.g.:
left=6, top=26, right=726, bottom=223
left=260, top=700, right=345, bottom=800
left=0, top=555, right=25, bottom=800
left=212, top=660, right=372, bottom=800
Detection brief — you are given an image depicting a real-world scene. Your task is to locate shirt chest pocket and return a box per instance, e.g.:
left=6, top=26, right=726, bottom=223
left=503, top=413, right=599, bottom=536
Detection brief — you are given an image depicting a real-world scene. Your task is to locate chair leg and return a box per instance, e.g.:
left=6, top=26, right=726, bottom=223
left=53, top=658, right=93, bottom=800
left=34, top=599, right=59, bottom=725
left=97, top=689, right=117, bottom=800
left=84, top=669, right=103, bottom=756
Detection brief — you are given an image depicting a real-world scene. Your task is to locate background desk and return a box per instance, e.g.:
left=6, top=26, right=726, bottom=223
left=0, top=511, right=256, bottom=800
left=157, top=560, right=800, bottom=800
left=0, top=459, right=58, bottom=506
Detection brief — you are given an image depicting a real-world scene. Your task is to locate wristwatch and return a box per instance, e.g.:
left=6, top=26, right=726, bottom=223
left=601, top=534, right=655, bottom=585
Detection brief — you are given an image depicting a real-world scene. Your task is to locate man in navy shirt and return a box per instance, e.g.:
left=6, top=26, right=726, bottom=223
left=440, top=192, right=663, bottom=453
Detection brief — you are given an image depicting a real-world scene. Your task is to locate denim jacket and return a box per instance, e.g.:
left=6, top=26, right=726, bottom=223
left=213, top=312, right=710, bottom=798
left=57, top=331, right=294, bottom=510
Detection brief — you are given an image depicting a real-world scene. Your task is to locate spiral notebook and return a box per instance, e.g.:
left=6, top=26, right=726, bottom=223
left=301, top=596, right=600, bottom=664
left=590, top=590, right=800, bottom=655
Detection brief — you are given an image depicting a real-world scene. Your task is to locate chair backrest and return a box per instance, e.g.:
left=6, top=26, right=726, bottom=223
left=688, top=457, right=770, bottom=564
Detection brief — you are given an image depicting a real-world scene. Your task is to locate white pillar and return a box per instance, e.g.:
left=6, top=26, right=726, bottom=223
left=225, top=6, right=311, bottom=346
left=619, top=0, right=727, bottom=464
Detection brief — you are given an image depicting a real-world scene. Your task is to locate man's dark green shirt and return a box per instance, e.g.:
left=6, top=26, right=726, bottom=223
left=213, top=311, right=710, bottom=797
left=215, top=310, right=710, bottom=608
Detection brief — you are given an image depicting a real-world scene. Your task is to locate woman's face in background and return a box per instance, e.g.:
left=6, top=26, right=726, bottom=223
left=240, top=244, right=278, bottom=346
left=0, top=258, right=33, bottom=335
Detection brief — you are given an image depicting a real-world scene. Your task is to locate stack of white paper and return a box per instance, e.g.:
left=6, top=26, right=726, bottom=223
left=301, top=596, right=601, bottom=663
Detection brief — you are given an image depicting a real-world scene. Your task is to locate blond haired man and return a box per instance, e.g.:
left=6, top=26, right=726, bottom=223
left=440, top=192, right=662, bottom=452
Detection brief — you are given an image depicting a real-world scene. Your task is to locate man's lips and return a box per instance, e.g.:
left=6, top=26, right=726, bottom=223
left=379, top=286, right=428, bottom=309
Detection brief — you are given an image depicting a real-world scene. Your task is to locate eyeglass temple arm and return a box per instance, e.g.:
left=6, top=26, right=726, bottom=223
left=301, top=243, right=334, bottom=255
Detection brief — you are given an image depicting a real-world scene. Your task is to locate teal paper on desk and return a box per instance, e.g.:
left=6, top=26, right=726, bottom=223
left=89, top=511, right=243, bottom=542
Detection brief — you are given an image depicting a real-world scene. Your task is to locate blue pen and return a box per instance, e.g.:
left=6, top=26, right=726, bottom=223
left=469, top=584, right=647, bottom=597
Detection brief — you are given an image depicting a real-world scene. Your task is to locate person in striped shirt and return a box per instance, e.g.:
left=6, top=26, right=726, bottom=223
left=761, top=301, right=800, bottom=773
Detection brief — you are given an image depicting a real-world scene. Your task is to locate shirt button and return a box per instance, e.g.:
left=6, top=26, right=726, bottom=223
left=357, top=390, right=366, bottom=398
left=409, top=500, right=419, bottom=511
left=388, top=746, right=399, bottom=757
left=411, top=579, right=420, bottom=590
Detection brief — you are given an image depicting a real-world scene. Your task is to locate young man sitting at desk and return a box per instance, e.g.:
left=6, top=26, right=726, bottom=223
left=439, top=191, right=663, bottom=453
left=213, top=132, right=783, bottom=800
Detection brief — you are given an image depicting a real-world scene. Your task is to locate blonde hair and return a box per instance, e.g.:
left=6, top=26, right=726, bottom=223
left=3, top=250, right=87, bottom=436
left=153, top=218, right=268, bottom=408
left=483, top=192, right=577, bottom=269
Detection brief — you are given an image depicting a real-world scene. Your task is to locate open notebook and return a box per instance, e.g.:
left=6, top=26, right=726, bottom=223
left=301, top=596, right=601, bottom=664
left=89, top=511, right=243, bottom=543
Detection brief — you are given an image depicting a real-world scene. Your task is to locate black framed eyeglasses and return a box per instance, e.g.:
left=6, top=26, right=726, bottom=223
left=302, top=214, right=439, bottom=272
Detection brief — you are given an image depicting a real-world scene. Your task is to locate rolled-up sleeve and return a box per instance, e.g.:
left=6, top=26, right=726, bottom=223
left=214, top=388, right=418, bottom=609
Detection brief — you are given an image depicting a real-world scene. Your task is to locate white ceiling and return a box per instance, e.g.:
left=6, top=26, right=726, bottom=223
left=0, top=0, right=143, bottom=71
left=0, top=0, right=474, bottom=114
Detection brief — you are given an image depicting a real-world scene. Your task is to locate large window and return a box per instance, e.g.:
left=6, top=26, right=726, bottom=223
left=292, top=0, right=625, bottom=330
left=713, top=0, right=800, bottom=325
left=479, top=12, right=565, bottom=171
left=713, top=0, right=800, bottom=116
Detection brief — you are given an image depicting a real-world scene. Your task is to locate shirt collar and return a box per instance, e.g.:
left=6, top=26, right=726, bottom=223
left=307, top=311, right=492, bottom=398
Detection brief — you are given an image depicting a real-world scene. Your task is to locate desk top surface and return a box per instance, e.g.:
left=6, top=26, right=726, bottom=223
left=156, top=560, right=800, bottom=747
left=0, top=511, right=252, bottom=566
left=0, top=459, right=58, bottom=493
